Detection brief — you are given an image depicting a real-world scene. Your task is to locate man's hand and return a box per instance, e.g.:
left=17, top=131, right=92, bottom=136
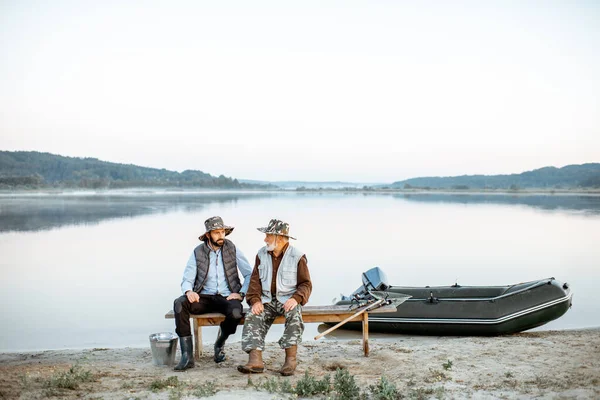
left=283, top=298, right=298, bottom=312
left=186, top=290, right=199, bottom=303
left=251, top=301, right=264, bottom=315
left=227, top=293, right=242, bottom=301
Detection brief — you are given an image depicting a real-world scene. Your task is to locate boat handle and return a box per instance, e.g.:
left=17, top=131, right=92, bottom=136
left=427, top=291, right=439, bottom=304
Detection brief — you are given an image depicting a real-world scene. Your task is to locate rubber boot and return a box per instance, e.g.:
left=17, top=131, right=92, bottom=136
left=280, top=345, right=297, bottom=376
left=213, top=328, right=229, bottom=363
left=237, top=350, right=264, bottom=373
left=174, top=336, right=195, bottom=371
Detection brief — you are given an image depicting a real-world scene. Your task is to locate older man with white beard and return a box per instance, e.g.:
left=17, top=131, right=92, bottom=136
left=237, top=219, right=312, bottom=376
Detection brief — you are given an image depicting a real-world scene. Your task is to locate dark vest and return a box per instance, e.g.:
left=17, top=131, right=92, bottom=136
left=192, top=239, right=242, bottom=294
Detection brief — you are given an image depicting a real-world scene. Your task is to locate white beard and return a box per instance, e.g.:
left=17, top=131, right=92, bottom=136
left=266, top=241, right=276, bottom=251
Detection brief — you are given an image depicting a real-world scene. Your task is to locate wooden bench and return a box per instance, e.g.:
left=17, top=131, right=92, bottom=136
left=165, top=304, right=396, bottom=360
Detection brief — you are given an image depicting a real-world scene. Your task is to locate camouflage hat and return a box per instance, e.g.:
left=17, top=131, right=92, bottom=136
left=199, top=216, right=234, bottom=241
left=257, top=218, right=296, bottom=240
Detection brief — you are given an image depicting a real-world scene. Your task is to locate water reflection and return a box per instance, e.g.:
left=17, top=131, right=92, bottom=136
left=2, top=192, right=599, bottom=234
left=392, top=193, right=600, bottom=215
left=0, top=193, right=276, bottom=232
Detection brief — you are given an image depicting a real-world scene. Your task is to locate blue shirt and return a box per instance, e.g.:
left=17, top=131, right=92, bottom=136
left=181, top=245, right=252, bottom=296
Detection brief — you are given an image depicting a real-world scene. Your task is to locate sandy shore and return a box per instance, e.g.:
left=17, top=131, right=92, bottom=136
left=1, top=328, right=599, bottom=399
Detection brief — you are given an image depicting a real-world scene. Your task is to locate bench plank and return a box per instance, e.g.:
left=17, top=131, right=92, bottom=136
left=165, top=304, right=396, bottom=359
left=164, top=304, right=396, bottom=319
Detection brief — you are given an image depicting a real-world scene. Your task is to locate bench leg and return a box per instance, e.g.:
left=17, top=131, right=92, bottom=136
left=362, top=312, right=369, bottom=357
left=193, top=318, right=202, bottom=361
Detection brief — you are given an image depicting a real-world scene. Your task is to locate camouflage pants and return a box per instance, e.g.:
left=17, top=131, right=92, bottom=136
left=241, top=299, right=304, bottom=352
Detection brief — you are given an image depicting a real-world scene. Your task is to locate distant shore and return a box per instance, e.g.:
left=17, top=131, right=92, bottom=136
left=1, top=187, right=600, bottom=196
left=2, top=328, right=599, bottom=399
left=293, top=187, right=600, bottom=195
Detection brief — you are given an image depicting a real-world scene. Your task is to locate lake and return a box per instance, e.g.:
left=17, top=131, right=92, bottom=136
left=1, top=191, right=599, bottom=352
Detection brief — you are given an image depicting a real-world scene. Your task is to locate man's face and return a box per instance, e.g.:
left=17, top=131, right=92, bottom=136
left=264, top=234, right=278, bottom=251
left=209, top=229, right=226, bottom=247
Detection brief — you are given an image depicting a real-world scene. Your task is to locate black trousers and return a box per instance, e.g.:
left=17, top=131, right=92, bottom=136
left=173, top=294, right=243, bottom=338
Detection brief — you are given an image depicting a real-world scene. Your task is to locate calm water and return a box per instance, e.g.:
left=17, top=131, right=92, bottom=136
left=1, top=191, right=599, bottom=352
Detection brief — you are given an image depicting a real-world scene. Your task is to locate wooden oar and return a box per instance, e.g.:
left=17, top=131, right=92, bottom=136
left=314, top=299, right=385, bottom=340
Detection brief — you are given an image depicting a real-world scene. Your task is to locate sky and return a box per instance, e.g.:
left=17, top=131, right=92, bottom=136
left=0, top=0, right=599, bottom=183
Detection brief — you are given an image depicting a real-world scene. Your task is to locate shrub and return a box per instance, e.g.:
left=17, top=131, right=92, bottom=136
left=44, top=365, right=93, bottom=390
left=333, top=368, right=361, bottom=399
left=150, top=376, right=180, bottom=392
left=190, top=381, right=217, bottom=397
left=368, top=376, right=401, bottom=400
left=295, top=371, right=332, bottom=396
left=442, top=360, right=453, bottom=370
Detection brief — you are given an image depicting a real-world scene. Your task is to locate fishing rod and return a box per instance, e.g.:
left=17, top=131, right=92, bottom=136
left=314, top=298, right=386, bottom=340
left=314, top=291, right=410, bottom=340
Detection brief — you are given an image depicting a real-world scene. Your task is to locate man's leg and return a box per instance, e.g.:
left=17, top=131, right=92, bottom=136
left=211, top=296, right=244, bottom=363
left=174, top=295, right=213, bottom=337
left=173, top=295, right=212, bottom=371
left=241, top=301, right=278, bottom=352
left=277, top=301, right=304, bottom=349
left=237, top=302, right=279, bottom=373
left=276, top=300, right=304, bottom=376
left=212, top=296, right=243, bottom=336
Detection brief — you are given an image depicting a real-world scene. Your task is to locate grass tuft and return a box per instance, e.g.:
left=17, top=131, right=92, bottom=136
left=257, top=377, right=280, bottom=393
left=409, top=386, right=445, bottom=400
left=279, top=379, right=294, bottom=394
left=424, top=368, right=450, bottom=383
left=368, top=376, right=401, bottom=400
left=44, top=365, right=94, bottom=390
left=442, top=359, right=453, bottom=370
left=333, top=368, right=361, bottom=399
left=295, top=371, right=331, bottom=396
left=190, top=381, right=218, bottom=397
left=150, top=376, right=180, bottom=392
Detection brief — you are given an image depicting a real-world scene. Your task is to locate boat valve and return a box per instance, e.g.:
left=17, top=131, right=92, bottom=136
left=428, top=291, right=439, bottom=304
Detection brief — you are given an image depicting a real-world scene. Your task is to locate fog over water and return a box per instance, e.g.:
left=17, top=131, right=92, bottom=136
left=0, top=192, right=598, bottom=351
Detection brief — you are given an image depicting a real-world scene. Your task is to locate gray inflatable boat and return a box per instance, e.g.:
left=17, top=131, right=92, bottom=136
left=335, top=267, right=573, bottom=335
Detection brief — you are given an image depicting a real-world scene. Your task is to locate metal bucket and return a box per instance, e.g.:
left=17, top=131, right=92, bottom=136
left=149, top=332, right=178, bottom=366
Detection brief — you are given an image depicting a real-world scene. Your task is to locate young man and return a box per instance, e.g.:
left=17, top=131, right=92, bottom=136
left=238, top=218, right=312, bottom=376
left=173, top=216, right=252, bottom=371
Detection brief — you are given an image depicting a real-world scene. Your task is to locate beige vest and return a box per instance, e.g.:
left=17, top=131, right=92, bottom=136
left=257, top=245, right=304, bottom=304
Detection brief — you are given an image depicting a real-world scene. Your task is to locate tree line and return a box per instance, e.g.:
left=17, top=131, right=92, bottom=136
left=0, top=151, right=273, bottom=190
left=390, top=163, right=600, bottom=190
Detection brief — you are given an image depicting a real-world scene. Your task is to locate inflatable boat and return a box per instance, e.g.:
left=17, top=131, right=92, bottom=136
left=334, top=267, right=573, bottom=335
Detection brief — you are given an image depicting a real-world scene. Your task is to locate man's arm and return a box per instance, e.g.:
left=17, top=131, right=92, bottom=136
left=236, top=248, right=253, bottom=295
left=291, top=255, right=312, bottom=306
left=245, top=255, right=263, bottom=306
left=181, top=252, right=197, bottom=295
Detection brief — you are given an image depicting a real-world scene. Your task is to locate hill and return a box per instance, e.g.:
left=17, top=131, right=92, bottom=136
left=388, top=164, right=600, bottom=190
left=0, top=151, right=273, bottom=190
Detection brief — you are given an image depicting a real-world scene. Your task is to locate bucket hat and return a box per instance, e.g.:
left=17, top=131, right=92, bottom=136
left=199, top=216, right=234, bottom=241
left=257, top=218, right=296, bottom=240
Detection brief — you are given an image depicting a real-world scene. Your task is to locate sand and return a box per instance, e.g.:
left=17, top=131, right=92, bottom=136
left=1, top=328, right=599, bottom=399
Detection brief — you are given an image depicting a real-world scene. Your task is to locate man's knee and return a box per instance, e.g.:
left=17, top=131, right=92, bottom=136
left=174, top=295, right=189, bottom=314
left=284, top=306, right=302, bottom=319
left=243, top=312, right=264, bottom=328
left=231, top=308, right=243, bottom=320
left=228, top=300, right=243, bottom=320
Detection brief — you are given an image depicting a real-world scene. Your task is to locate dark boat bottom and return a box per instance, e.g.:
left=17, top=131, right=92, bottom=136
left=329, top=300, right=571, bottom=336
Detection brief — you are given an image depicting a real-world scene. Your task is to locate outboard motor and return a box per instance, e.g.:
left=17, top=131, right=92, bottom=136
left=343, top=267, right=391, bottom=301
left=362, top=267, right=390, bottom=292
